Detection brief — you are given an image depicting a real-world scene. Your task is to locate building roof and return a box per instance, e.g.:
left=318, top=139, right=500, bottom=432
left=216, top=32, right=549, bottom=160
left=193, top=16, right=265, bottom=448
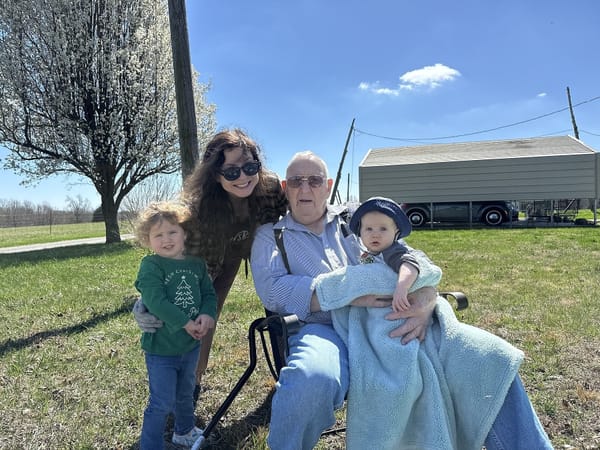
left=360, top=135, right=596, bottom=167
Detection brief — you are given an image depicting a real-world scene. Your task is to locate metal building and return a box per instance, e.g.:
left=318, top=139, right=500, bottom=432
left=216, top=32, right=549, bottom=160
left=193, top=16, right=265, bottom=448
left=358, top=136, right=599, bottom=212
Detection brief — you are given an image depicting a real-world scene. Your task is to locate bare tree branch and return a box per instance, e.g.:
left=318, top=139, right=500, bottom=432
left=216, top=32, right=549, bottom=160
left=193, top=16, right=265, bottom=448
left=0, top=0, right=216, bottom=242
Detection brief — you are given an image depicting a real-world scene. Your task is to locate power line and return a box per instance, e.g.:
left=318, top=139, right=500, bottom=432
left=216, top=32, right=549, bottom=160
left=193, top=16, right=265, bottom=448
left=354, top=95, right=600, bottom=142
left=532, top=129, right=572, bottom=137
left=581, top=129, right=600, bottom=137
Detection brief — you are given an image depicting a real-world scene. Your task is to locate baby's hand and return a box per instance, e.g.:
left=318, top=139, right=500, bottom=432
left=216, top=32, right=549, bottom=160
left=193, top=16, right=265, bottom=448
left=193, top=314, right=216, bottom=338
left=392, top=283, right=411, bottom=312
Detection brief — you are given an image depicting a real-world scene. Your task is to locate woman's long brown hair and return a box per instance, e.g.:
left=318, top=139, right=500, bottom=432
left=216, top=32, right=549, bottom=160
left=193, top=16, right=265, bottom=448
left=181, top=128, right=280, bottom=271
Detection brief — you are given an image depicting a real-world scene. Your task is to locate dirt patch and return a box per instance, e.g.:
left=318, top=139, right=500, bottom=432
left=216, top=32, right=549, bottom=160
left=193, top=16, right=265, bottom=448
left=539, top=340, right=600, bottom=449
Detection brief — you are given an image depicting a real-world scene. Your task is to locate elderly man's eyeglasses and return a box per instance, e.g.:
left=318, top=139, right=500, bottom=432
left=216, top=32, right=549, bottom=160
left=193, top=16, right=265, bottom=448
left=286, top=175, right=325, bottom=188
left=218, top=161, right=261, bottom=181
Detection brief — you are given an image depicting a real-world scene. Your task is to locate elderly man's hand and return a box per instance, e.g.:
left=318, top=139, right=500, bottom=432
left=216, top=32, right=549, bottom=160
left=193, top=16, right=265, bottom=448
left=350, top=294, right=393, bottom=307
left=386, top=286, right=437, bottom=344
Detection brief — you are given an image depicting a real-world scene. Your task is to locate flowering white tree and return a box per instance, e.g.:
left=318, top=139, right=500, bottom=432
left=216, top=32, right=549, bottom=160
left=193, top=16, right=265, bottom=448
left=0, top=0, right=216, bottom=243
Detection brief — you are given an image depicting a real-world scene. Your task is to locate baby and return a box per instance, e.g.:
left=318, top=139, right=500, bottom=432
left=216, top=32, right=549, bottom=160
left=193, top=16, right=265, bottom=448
left=349, top=196, right=419, bottom=312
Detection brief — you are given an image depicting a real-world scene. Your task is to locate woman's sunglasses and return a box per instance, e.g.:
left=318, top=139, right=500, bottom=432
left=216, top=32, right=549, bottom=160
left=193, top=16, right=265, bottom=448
left=218, top=161, right=261, bottom=181
left=285, top=175, right=325, bottom=188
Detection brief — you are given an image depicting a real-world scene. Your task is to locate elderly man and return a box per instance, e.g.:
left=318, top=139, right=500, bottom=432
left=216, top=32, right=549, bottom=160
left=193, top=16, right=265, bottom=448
left=250, top=151, right=552, bottom=450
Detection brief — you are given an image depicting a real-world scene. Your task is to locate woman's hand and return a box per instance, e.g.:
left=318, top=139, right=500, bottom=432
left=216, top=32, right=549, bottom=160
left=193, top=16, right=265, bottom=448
left=386, top=286, right=437, bottom=344
left=132, top=298, right=164, bottom=332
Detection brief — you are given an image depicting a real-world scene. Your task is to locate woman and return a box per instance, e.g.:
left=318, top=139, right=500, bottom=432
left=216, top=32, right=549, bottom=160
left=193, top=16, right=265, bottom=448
left=134, top=128, right=287, bottom=385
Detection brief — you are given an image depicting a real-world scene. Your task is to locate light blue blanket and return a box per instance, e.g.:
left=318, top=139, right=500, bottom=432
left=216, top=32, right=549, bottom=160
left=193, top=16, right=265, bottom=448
left=314, top=258, right=523, bottom=450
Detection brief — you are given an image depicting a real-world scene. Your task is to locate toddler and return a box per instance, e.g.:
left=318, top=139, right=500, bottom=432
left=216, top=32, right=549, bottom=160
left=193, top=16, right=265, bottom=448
left=134, top=201, right=217, bottom=449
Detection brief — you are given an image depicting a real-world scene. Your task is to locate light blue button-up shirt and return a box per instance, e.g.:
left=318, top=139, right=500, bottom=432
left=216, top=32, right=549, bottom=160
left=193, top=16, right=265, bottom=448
left=251, top=205, right=362, bottom=323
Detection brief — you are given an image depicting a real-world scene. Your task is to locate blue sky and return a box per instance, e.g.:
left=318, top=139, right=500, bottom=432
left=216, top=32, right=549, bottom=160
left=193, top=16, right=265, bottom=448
left=2, top=0, right=600, bottom=208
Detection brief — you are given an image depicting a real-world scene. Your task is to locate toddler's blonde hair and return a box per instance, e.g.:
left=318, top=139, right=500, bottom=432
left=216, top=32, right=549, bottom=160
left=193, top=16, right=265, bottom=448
left=134, top=201, right=191, bottom=248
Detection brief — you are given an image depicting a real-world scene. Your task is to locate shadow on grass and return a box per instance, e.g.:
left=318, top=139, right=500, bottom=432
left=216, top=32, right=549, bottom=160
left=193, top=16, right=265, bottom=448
left=126, top=381, right=274, bottom=450
left=0, top=241, right=138, bottom=266
left=0, top=296, right=136, bottom=357
left=200, top=389, right=274, bottom=450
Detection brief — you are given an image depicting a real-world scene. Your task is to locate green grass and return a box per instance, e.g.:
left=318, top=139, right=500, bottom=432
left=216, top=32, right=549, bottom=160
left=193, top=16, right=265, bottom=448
left=0, top=221, right=132, bottom=247
left=576, top=209, right=597, bottom=220
left=0, top=228, right=599, bottom=449
left=519, top=208, right=595, bottom=221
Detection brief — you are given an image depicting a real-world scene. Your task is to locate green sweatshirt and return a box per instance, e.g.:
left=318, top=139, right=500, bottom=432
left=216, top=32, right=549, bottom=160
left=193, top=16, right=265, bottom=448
left=135, top=254, right=217, bottom=356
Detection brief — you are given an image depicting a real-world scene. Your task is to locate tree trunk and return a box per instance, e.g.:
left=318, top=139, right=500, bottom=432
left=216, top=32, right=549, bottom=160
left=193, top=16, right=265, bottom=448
left=101, top=194, right=122, bottom=244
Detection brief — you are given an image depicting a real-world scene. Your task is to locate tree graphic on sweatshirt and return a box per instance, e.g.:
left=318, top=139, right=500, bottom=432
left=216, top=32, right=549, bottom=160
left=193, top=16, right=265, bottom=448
left=174, top=276, right=195, bottom=309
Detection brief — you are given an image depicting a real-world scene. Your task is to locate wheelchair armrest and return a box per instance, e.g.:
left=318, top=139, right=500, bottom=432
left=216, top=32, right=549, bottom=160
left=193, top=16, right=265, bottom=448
left=263, top=310, right=302, bottom=377
left=266, top=312, right=302, bottom=337
left=439, top=291, right=469, bottom=311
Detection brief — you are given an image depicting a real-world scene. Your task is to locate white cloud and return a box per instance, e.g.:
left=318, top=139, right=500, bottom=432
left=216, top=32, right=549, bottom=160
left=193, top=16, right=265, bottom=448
left=373, top=87, right=400, bottom=96
left=358, top=82, right=400, bottom=97
left=359, top=63, right=461, bottom=96
left=537, top=92, right=547, bottom=98
left=399, top=63, right=461, bottom=89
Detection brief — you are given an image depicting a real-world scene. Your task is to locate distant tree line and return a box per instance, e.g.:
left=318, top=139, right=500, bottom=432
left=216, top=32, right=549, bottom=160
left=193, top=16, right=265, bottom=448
left=0, top=195, right=94, bottom=228
left=1, top=173, right=183, bottom=229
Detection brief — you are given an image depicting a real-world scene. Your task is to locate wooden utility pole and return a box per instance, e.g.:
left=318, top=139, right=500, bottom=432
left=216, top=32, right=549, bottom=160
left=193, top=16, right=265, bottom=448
left=330, top=118, right=356, bottom=204
left=566, top=86, right=580, bottom=140
left=168, top=0, right=198, bottom=180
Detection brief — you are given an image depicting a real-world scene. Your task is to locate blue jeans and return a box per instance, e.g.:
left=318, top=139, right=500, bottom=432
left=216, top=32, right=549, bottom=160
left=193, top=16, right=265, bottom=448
left=268, top=323, right=553, bottom=450
left=268, top=323, right=349, bottom=450
left=140, top=346, right=200, bottom=450
left=484, top=375, right=554, bottom=450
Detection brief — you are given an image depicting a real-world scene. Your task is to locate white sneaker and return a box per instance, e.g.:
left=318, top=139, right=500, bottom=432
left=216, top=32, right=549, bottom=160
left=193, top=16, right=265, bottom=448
left=172, top=426, right=203, bottom=447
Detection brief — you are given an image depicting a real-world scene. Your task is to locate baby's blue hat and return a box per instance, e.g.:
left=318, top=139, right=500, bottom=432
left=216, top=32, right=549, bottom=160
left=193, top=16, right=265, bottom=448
left=349, top=196, right=412, bottom=238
